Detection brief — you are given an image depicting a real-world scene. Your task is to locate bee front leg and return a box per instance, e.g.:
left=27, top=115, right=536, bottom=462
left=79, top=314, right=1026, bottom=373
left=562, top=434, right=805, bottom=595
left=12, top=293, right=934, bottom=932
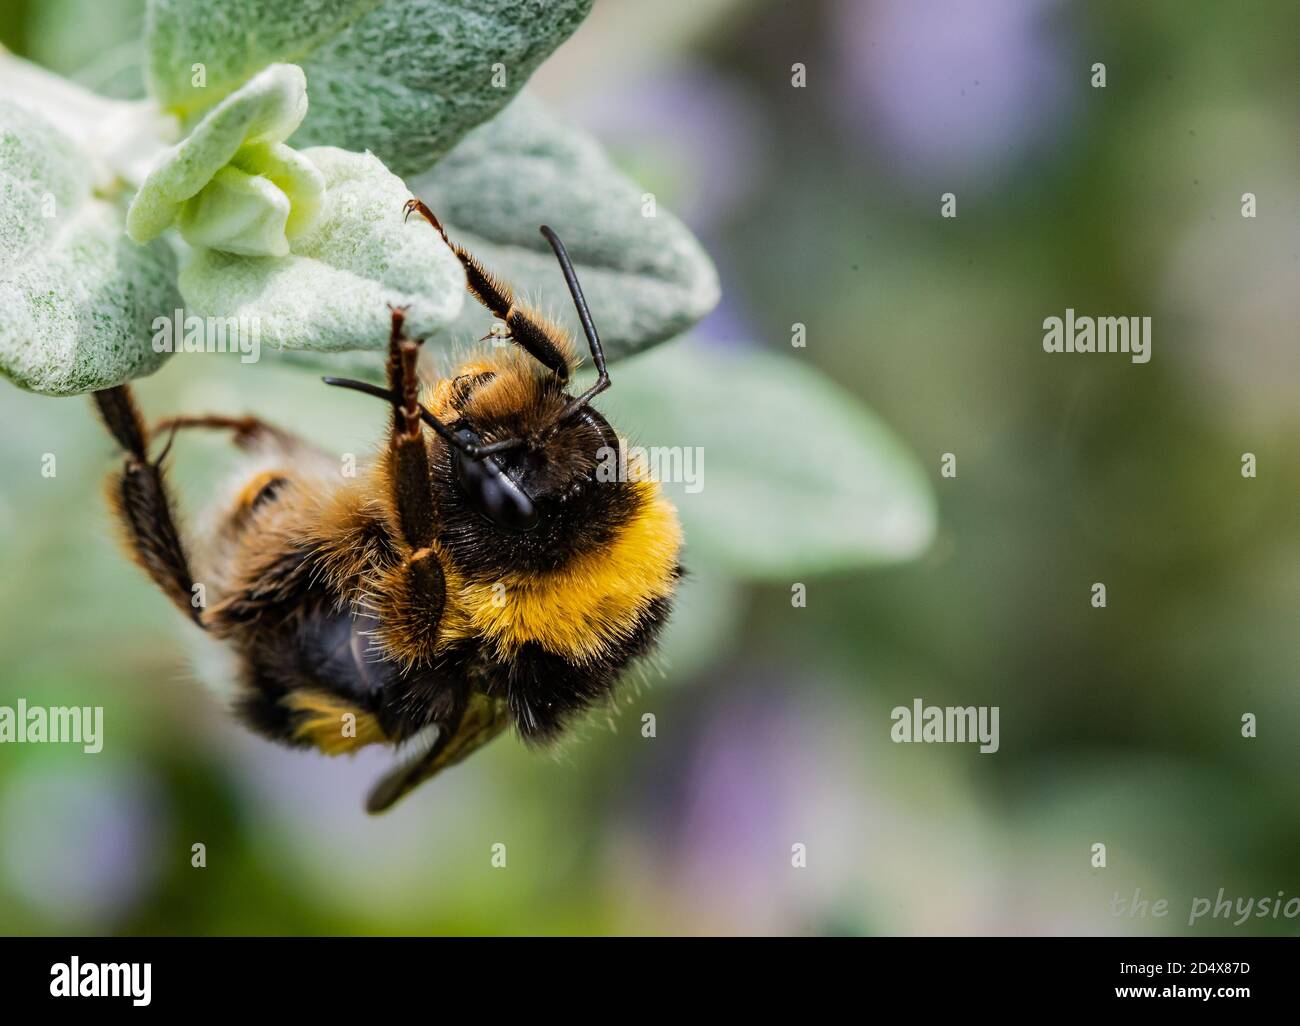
left=404, top=198, right=574, bottom=381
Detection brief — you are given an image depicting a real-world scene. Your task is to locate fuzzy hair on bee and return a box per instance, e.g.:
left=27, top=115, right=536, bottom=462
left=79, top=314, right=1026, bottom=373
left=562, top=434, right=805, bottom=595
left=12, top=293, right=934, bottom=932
left=92, top=202, right=683, bottom=812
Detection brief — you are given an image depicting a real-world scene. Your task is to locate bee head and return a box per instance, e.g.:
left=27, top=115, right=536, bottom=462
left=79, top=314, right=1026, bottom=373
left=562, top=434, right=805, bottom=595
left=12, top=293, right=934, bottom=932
left=430, top=354, right=635, bottom=575
left=448, top=404, right=617, bottom=533
left=324, top=225, right=629, bottom=574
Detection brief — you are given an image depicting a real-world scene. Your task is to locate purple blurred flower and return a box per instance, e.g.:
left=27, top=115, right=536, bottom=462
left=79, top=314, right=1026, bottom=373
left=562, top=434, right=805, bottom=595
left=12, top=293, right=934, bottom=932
left=217, top=721, right=497, bottom=917
left=565, top=60, right=767, bottom=231
left=0, top=760, right=161, bottom=930
left=615, top=677, right=881, bottom=933
left=832, top=0, right=1078, bottom=190
left=562, top=61, right=763, bottom=349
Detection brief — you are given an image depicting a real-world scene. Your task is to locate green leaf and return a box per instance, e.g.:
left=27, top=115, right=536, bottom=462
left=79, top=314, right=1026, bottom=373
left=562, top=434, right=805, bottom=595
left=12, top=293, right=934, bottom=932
left=178, top=146, right=465, bottom=351
left=589, top=339, right=937, bottom=578
left=28, top=0, right=147, bottom=99
left=126, top=63, right=320, bottom=255
left=656, top=570, right=744, bottom=682
left=0, top=101, right=180, bottom=396
left=410, top=95, right=720, bottom=360
left=146, top=0, right=594, bottom=177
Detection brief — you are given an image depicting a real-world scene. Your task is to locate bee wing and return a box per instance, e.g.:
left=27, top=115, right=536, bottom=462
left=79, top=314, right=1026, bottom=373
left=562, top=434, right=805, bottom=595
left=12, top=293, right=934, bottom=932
left=366, top=693, right=510, bottom=814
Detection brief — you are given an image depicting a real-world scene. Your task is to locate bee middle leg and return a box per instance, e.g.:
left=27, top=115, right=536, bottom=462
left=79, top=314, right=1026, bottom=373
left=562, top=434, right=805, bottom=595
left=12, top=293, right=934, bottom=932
left=370, top=307, right=447, bottom=664
left=150, top=413, right=308, bottom=454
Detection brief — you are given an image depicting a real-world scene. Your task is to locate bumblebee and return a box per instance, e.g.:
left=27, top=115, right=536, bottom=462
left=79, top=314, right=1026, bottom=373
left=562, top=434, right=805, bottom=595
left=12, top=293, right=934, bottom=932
left=92, top=202, right=683, bottom=812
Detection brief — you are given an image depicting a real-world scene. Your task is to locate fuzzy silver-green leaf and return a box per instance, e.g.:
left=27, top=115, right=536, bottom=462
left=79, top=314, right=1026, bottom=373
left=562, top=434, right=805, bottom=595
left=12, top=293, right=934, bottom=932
left=410, top=94, right=720, bottom=360
left=126, top=63, right=320, bottom=256
left=178, top=146, right=465, bottom=352
left=146, top=0, right=594, bottom=177
left=589, top=339, right=937, bottom=578
left=0, top=101, right=180, bottom=396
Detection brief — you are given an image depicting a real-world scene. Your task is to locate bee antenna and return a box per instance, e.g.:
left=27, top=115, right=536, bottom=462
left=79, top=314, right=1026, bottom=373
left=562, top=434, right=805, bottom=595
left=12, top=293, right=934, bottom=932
left=321, top=377, right=524, bottom=458
left=321, top=376, right=393, bottom=404
left=540, top=226, right=610, bottom=423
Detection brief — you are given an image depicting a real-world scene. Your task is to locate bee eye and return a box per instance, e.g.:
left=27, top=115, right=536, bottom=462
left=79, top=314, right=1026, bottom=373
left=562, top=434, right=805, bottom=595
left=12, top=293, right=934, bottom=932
left=452, top=430, right=539, bottom=533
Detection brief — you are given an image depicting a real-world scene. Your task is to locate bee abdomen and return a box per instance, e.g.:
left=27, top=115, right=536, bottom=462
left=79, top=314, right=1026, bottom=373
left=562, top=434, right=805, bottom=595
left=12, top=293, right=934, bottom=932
left=497, top=592, right=674, bottom=744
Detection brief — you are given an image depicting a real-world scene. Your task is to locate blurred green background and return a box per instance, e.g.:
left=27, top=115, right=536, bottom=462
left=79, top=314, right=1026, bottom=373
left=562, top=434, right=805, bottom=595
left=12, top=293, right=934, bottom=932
left=2, top=0, right=1299, bottom=935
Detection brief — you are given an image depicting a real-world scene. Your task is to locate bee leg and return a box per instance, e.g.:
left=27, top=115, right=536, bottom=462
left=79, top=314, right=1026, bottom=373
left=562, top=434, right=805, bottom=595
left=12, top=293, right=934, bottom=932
left=366, top=692, right=512, bottom=814
left=149, top=414, right=310, bottom=455
left=374, top=307, right=446, bottom=662
left=385, top=306, right=438, bottom=550
left=92, top=385, right=205, bottom=627
left=403, top=198, right=573, bottom=382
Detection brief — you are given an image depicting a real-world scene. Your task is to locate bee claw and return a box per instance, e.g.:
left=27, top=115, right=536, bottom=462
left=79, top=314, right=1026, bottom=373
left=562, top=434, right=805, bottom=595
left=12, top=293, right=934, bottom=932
left=402, top=198, right=450, bottom=243
left=151, top=421, right=182, bottom=467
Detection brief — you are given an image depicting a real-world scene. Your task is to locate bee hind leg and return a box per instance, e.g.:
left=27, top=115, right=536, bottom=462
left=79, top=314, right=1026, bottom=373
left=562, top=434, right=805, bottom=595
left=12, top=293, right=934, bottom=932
left=92, top=385, right=205, bottom=627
